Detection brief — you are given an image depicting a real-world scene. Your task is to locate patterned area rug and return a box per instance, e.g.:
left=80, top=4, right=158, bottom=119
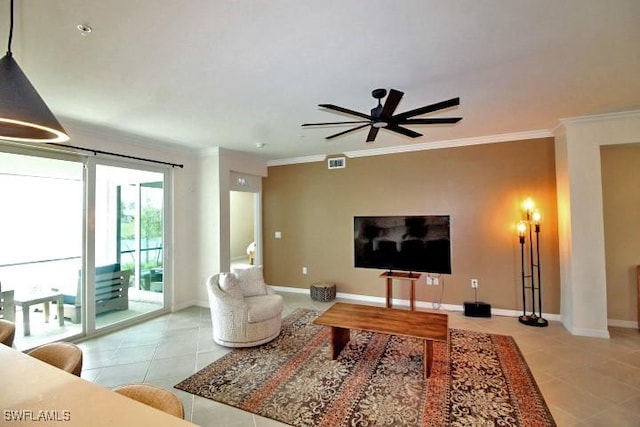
left=176, top=309, right=555, bottom=426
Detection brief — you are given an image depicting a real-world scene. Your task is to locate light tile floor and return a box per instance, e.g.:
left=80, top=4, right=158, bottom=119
left=78, top=292, right=640, bottom=427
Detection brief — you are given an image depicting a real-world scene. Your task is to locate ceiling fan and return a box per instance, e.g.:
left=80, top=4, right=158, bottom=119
left=302, top=88, right=462, bottom=142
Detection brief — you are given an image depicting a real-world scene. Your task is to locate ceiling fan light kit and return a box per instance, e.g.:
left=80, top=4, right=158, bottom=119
left=302, top=88, right=461, bottom=143
left=0, top=0, right=69, bottom=143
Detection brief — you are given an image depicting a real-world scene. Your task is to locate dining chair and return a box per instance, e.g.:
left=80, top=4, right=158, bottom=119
left=0, top=319, right=16, bottom=347
left=113, top=384, right=184, bottom=419
left=27, top=342, right=83, bottom=376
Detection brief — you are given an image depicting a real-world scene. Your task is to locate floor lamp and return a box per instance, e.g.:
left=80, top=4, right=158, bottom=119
left=517, top=199, right=548, bottom=327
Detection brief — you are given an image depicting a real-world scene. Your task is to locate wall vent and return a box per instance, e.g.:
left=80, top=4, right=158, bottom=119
left=327, top=157, right=346, bottom=169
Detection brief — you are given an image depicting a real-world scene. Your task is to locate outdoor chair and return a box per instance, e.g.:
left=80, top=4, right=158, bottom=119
left=0, top=289, right=15, bottom=322
left=59, top=264, right=130, bottom=324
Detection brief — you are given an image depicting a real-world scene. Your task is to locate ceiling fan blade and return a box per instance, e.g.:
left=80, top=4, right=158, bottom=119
left=326, top=124, right=370, bottom=140
left=393, top=97, right=460, bottom=121
left=397, top=117, right=462, bottom=125
left=386, top=124, right=423, bottom=138
left=318, top=104, right=371, bottom=120
left=380, top=89, right=404, bottom=120
left=302, top=120, right=371, bottom=127
left=366, top=126, right=379, bottom=142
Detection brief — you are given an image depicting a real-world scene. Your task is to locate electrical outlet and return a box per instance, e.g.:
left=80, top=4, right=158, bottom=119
left=471, top=279, right=479, bottom=289
left=433, top=277, right=439, bottom=285
left=302, top=266, right=308, bottom=275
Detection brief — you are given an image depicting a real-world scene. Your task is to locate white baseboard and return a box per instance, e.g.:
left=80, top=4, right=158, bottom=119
left=172, top=299, right=201, bottom=312
left=608, top=318, right=638, bottom=329
left=271, top=285, right=562, bottom=321
left=566, top=326, right=611, bottom=339
left=194, top=299, right=209, bottom=308
left=208, top=285, right=636, bottom=335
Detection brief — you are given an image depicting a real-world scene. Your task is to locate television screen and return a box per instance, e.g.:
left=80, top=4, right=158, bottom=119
left=354, top=215, right=451, bottom=274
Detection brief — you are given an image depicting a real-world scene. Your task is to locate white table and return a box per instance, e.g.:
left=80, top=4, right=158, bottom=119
left=13, top=290, right=64, bottom=336
left=0, top=345, right=195, bottom=426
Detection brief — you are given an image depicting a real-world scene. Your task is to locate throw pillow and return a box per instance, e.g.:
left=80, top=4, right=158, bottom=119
left=232, top=265, right=268, bottom=297
left=218, top=272, right=243, bottom=298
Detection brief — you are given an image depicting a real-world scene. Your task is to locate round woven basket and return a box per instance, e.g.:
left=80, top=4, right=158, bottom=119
left=310, top=282, right=336, bottom=302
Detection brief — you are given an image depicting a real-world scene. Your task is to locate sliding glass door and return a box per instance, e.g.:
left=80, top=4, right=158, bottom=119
left=0, top=152, right=84, bottom=349
left=94, top=164, right=166, bottom=330
left=0, top=147, right=171, bottom=348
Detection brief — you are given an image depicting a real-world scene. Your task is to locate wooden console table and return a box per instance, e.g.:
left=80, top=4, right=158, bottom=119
left=314, top=302, right=448, bottom=379
left=380, top=271, right=422, bottom=310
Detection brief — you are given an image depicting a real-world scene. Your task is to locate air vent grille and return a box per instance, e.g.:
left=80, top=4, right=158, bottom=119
left=327, top=157, right=346, bottom=169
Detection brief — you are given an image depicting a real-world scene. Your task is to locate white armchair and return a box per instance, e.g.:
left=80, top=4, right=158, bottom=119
left=206, top=266, right=283, bottom=347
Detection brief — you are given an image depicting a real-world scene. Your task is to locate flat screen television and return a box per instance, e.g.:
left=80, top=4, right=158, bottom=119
left=354, top=215, right=451, bottom=274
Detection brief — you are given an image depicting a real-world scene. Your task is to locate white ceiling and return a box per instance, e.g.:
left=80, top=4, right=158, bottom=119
left=3, top=0, right=639, bottom=161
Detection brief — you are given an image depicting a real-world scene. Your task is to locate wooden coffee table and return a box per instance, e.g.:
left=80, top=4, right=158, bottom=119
left=314, top=303, right=448, bottom=379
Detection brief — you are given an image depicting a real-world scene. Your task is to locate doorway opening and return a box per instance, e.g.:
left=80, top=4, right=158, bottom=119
left=230, top=191, right=258, bottom=270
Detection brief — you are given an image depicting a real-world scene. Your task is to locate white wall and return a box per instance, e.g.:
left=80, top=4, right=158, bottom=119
left=194, top=151, right=221, bottom=309
left=194, top=148, right=267, bottom=306
left=555, top=110, right=640, bottom=337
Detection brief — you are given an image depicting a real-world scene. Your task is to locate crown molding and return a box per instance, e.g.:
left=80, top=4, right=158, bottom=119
left=267, top=154, right=326, bottom=167
left=558, top=109, right=640, bottom=126
left=553, top=110, right=640, bottom=138
left=344, top=129, right=552, bottom=159
left=268, top=129, right=553, bottom=166
left=199, top=146, right=222, bottom=157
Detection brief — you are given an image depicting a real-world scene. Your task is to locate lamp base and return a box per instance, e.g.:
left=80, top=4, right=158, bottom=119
left=518, top=314, right=548, bottom=327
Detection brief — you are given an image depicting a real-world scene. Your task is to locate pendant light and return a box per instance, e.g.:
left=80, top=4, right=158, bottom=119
left=0, top=0, right=69, bottom=143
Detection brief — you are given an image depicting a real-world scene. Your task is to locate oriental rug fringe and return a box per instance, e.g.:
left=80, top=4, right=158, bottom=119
left=176, top=309, right=555, bottom=426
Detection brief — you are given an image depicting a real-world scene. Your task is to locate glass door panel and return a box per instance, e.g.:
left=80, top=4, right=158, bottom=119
left=0, top=152, right=84, bottom=350
left=140, top=182, right=164, bottom=292
left=94, top=165, right=165, bottom=329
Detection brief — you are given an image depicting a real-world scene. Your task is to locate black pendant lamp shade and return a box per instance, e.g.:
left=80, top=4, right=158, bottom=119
left=0, top=54, right=69, bottom=142
left=0, top=0, right=69, bottom=143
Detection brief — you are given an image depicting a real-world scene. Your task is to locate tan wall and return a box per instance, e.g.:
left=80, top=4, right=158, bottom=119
left=263, top=138, right=560, bottom=313
left=230, top=191, right=255, bottom=260
left=601, top=144, right=640, bottom=322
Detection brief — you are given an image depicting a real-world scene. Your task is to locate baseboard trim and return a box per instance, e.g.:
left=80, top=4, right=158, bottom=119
left=608, top=318, right=639, bottom=329
left=189, top=287, right=636, bottom=336
left=566, top=326, right=611, bottom=339
left=172, top=299, right=201, bottom=312
left=270, top=285, right=562, bottom=322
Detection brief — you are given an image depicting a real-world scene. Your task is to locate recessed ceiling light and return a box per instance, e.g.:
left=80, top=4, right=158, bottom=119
left=77, top=24, right=92, bottom=36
